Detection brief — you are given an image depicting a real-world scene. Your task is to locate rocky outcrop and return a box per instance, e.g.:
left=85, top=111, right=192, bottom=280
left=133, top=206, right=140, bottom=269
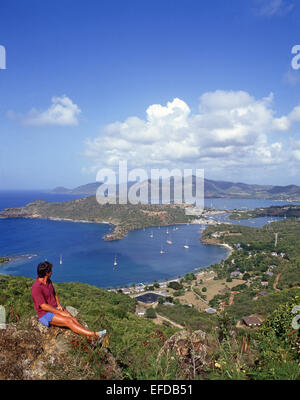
left=157, top=329, right=216, bottom=379
left=0, top=310, right=122, bottom=380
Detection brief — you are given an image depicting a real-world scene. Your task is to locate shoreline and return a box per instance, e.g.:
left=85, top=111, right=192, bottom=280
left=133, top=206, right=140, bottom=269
left=0, top=217, right=233, bottom=291
left=114, top=230, right=234, bottom=292
left=215, top=242, right=233, bottom=257
left=48, top=217, right=112, bottom=225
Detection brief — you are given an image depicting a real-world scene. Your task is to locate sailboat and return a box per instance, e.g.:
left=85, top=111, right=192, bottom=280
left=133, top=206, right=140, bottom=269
left=166, top=228, right=169, bottom=234
left=166, top=233, right=172, bottom=245
left=60, top=255, right=63, bottom=265
left=184, top=240, right=189, bottom=249
left=150, top=231, right=154, bottom=238
left=160, top=245, right=165, bottom=254
left=113, top=255, right=118, bottom=267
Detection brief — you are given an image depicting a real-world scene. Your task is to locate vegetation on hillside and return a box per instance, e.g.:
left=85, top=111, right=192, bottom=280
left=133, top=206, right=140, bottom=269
left=0, top=197, right=195, bottom=240
left=0, top=275, right=180, bottom=379
left=202, top=218, right=300, bottom=296
left=229, top=205, right=300, bottom=220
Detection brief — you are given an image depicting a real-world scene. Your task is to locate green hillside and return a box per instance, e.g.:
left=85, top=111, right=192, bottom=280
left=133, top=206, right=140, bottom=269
left=0, top=197, right=195, bottom=240
left=0, top=273, right=299, bottom=380
left=0, top=274, right=180, bottom=379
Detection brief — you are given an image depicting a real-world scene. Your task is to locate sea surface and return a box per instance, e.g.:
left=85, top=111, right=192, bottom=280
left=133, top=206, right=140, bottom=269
left=0, top=191, right=298, bottom=288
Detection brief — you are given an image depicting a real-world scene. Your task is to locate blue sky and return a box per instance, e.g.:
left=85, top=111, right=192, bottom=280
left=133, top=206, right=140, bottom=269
left=1, top=0, right=300, bottom=189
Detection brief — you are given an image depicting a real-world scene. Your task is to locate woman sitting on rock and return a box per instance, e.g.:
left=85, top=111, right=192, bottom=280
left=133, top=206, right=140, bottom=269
left=31, top=261, right=106, bottom=345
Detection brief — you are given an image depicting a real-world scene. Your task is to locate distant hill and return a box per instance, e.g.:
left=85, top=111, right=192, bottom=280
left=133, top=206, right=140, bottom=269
left=51, top=182, right=103, bottom=195
left=50, top=178, right=300, bottom=200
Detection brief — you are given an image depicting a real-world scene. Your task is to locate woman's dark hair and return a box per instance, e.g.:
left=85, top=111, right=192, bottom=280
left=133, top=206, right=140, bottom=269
left=37, top=261, right=53, bottom=278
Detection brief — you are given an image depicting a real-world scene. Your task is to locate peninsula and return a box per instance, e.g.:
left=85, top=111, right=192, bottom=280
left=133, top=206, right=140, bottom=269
left=0, top=196, right=199, bottom=241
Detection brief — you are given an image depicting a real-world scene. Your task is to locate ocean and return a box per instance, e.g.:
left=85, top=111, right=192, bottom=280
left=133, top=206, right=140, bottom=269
left=0, top=191, right=297, bottom=288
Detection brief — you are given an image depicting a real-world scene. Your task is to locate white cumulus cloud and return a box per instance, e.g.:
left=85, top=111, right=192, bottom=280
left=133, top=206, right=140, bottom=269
left=84, top=91, right=300, bottom=175
left=23, top=96, right=81, bottom=127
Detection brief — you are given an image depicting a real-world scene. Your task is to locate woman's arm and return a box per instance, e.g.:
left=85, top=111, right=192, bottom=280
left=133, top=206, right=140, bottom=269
left=40, top=303, right=69, bottom=317
left=55, top=295, right=63, bottom=310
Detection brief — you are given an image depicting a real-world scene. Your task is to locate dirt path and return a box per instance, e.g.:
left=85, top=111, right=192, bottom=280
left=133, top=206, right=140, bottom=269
left=229, top=292, right=235, bottom=306
left=273, top=273, right=282, bottom=291
left=155, top=314, right=184, bottom=329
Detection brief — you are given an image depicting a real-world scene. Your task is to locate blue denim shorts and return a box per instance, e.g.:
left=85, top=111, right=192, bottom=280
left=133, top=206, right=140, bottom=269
left=39, top=312, right=55, bottom=327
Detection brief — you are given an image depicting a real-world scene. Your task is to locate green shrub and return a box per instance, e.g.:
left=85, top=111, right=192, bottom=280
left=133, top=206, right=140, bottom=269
left=167, top=281, right=183, bottom=290
left=145, top=308, right=156, bottom=319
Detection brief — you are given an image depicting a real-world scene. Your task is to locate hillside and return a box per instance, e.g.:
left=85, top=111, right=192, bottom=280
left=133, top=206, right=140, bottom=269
left=229, top=205, right=300, bottom=220
left=0, top=196, right=195, bottom=240
left=201, top=218, right=300, bottom=308
left=0, top=274, right=299, bottom=380
left=0, top=275, right=178, bottom=379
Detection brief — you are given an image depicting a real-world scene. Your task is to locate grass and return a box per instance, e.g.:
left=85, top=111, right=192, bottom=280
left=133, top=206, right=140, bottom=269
left=0, top=274, right=179, bottom=379
left=156, top=303, right=218, bottom=332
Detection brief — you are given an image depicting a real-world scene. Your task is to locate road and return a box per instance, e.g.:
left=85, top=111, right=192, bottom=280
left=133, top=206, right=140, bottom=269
left=155, top=314, right=184, bottom=329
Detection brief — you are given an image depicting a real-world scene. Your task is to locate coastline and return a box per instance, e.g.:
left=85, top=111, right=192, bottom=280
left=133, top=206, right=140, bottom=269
left=114, top=228, right=234, bottom=292
left=200, top=236, right=233, bottom=257
left=0, top=216, right=232, bottom=290
left=215, top=242, right=233, bottom=257
left=48, top=217, right=112, bottom=225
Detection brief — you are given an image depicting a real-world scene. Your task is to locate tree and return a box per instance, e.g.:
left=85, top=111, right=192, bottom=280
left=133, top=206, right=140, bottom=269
left=243, top=273, right=251, bottom=280
left=145, top=307, right=156, bottom=319
left=167, top=281, right=183, bottom=290
left=184, top=272, right=196, bottom=282
left=202, top=287, right=207, bottom=292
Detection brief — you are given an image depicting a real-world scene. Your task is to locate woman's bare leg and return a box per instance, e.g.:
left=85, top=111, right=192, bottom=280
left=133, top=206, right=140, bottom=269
left=50, top=313, right=97, bottom=338
left=60, top=308, right=83, bottom=327
left=66, top=313, right=85, bottom=328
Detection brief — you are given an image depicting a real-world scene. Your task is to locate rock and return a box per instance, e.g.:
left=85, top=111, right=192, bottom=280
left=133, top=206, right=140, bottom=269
left=0, top=314, right=121, bottom=380
left=65, top=306, right=79, bottom=317
left=157, top=329, right=213, bottom=379
left=29, top=315, right=50, bottom=334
